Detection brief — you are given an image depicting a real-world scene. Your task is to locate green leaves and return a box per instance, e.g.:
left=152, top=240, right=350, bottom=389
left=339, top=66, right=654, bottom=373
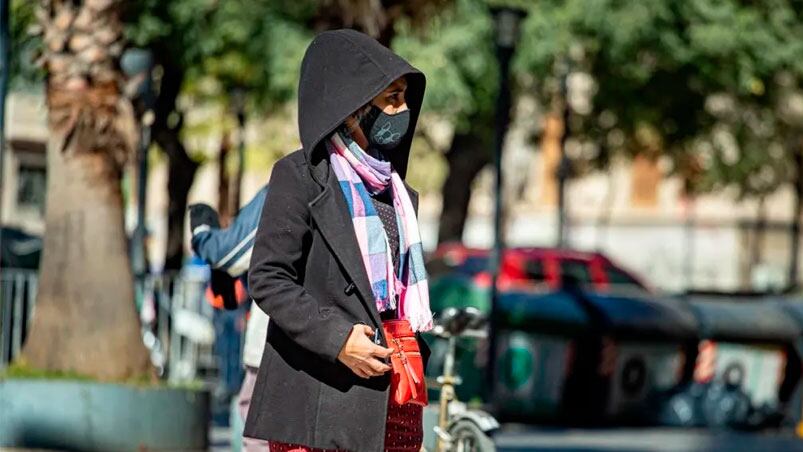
left=393, top=0, right=497, bottom=131
left=514, top=0, right=803, bottom=196
left=9, top=0, right=44, bottom=89
left=126, top=0, right=313, bottom=113
left=14, top=0, right=798, bottom=199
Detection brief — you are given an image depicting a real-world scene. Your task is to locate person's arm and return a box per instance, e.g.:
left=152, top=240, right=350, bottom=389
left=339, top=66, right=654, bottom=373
left=247, top=158, right=355, bottom=362
left=191, top=187, right=268, bottom=278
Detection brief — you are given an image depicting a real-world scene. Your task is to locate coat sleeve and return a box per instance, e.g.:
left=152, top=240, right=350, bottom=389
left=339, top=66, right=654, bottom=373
left=191, top=186, right=268, bottom=278
left=248, top=158, right=354, bottom=363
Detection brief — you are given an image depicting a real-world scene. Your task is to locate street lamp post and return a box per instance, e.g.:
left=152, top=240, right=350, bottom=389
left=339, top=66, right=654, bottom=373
left=230, top=87, right=247, bottom=213
left=488, top=6, right=526, bottom=403
left=121, top=48, right=155, bottom=278
left=556, top=58, right=572, bottom=248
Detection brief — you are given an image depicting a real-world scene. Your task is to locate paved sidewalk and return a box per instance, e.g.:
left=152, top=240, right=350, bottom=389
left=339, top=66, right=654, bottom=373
left=495, top=426, right=803, bottom=452
left=9, top=426, right=801, bottom=452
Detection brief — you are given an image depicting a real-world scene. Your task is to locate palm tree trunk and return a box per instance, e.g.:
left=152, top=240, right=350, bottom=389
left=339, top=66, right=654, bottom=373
left=22, top=137, right=151, bottom=379
left=21, top=0, right=151, bottom=380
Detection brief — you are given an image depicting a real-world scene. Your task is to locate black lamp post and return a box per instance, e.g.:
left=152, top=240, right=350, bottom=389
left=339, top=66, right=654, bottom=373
left=121, top=48, right=155, bottom=278
left=556, top=58, right=573, bottom=248
left=230, top=87, right=247, bottom=213
left=488, top=5, right=526, bottom=402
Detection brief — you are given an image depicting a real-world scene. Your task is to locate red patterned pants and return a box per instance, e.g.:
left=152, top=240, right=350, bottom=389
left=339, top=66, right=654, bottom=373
left=268, top=397, right=423, bottom=452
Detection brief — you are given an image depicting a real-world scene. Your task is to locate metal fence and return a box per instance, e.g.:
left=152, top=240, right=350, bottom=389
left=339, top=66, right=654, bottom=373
left=0, top=269, right=38, bottom=369
left=1, top=268, right=220, bottom=386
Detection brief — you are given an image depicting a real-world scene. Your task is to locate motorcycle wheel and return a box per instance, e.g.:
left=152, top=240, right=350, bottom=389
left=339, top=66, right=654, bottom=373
left=447, top=419, right=495, bottom=452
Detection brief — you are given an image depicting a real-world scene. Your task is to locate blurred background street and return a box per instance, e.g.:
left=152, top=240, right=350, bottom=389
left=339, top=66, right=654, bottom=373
left=205, top=425, right=803, bottom=452
left=1, top=0, right=803, bottom=451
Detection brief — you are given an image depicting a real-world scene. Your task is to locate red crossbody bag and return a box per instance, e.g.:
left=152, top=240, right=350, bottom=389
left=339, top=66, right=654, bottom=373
left=382, top=319, right=428, bottom=406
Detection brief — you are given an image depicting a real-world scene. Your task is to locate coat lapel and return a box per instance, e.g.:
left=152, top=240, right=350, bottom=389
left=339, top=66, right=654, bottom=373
left=308, top=167, right=382, bottom=329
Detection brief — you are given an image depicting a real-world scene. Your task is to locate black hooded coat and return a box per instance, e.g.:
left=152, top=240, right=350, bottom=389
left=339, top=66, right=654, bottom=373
left=244, top=30, right=430, bottom=451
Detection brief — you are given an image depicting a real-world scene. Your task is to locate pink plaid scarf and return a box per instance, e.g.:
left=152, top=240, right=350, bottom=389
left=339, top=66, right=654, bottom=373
left=327, top=130, right=433, bottom=332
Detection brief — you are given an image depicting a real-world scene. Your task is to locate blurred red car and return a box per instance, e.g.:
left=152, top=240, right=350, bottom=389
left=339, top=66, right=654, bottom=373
left=428, top=243, right=651, bottom=293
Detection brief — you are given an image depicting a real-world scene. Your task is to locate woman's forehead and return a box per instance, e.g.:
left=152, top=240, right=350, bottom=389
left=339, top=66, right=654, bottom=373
left=385, top=77, right=407, bottom=92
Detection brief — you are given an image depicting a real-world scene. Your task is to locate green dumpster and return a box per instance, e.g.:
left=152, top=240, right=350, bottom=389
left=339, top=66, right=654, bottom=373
left=492, top=289, right=591, bottom=420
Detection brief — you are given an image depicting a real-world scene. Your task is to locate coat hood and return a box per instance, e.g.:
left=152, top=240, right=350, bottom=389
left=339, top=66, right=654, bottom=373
left=298, top=29, right=425, bottom=180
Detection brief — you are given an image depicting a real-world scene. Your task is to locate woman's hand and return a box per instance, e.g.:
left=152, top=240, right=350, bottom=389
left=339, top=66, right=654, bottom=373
left=337, top=324, right=393, bottom=379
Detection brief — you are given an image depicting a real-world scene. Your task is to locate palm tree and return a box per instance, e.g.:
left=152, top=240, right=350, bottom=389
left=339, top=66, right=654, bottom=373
left=21, top=0, right=150, bottom=380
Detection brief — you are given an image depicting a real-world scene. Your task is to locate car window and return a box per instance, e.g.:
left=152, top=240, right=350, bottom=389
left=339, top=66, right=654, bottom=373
left=605, top=266, right=641, bottom=287
left=427, top=255, right=489, bottom=279
left=560, top=260, right=593, bottom=285
left=461, top=256, right=489, bottom=276
left=523, top=259, right=547, bottom=283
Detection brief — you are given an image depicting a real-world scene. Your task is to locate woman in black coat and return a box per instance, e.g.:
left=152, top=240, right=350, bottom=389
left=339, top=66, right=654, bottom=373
left=244, top=29, right=433, bottom=452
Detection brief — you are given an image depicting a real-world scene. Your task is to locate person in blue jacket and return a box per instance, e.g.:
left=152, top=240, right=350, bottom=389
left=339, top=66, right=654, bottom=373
left=188, top=185, right=269, bottom=452
left=190, top=186, right=267, bottom=279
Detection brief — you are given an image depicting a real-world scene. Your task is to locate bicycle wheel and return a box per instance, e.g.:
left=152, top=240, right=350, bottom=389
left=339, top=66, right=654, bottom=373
left=447, top=419, right=495, bottom=452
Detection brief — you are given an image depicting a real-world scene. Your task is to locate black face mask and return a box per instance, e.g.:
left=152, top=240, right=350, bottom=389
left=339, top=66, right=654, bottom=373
left=359, top=104, right=411, bottom=152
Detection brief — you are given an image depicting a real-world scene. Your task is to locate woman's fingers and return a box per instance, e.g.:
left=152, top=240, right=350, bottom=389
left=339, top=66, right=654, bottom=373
left=350, top=357, right=390, bottom=378
left=347, top=357, right=371, bottom=379
left=341, top=324, right=395, bottom=378
left=358, top=324, right=375, bottom=338
left=365, top=357, right=392, bottom=374
left=343, top=324, right=396, bottom=378
left=371, top=343, right=394, bottom=358
left=352, top=365, right=371, bottom=379
left=356, top=363, right=380, bottom=378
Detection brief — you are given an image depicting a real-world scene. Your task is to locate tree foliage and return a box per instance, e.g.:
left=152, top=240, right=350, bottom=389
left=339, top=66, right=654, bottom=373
left=126, top=0, right=311, bottom=112
left=394, top=0, right=496, bottom=132
left=12, top=0, right=803, bottom=203
left=516, top=0, right=803, bottom=197
left=125, top=0, right=452, bottom=115
left=9, top=0, right=43, bottom=89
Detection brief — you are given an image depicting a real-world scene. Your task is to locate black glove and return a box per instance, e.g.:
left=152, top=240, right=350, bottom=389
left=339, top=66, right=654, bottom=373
left=188, top=203, right=220, bottom=234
